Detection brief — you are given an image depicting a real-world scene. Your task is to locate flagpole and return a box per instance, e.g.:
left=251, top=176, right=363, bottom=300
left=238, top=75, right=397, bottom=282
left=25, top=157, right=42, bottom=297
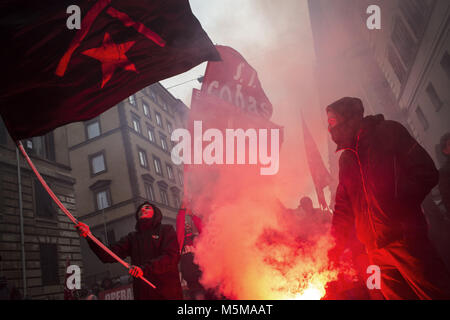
left=101, top=198, right=111, bottom=275
left=15, top=141, right=156, bottom=289
left=16, top=147, right=27, bottom=298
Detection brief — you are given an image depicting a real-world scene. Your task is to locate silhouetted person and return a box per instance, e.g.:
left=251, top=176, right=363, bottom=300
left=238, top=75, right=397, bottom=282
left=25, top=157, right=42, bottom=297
left=176, top=207, right=205, bottom=299
left=298, top=196, right=331, bottom=234
left=299, top=197, right=315, bottom=215
left=326, top=97, right=450, bottom=300
left=0, top=255, right=22, bottom=300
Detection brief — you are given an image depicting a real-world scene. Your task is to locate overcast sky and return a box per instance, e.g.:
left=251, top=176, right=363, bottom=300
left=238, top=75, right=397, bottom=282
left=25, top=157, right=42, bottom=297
left=161, top=0, right=330, bottom=208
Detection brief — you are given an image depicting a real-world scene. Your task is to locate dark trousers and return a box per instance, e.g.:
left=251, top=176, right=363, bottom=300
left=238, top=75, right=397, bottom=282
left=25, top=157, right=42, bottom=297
left=180, top=253, right=204, bottom=299
left=368, top=238, right=450, bottom=300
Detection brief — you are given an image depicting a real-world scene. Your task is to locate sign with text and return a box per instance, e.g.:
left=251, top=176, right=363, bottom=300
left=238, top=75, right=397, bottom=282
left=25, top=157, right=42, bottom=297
left=98, top=284, right=134, bottom=300
left=201, top=45, right=273, bottom=119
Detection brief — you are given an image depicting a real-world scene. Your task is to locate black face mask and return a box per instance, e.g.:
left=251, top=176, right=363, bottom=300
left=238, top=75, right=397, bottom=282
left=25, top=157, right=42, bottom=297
left=329, top=119, right=359, bottom=150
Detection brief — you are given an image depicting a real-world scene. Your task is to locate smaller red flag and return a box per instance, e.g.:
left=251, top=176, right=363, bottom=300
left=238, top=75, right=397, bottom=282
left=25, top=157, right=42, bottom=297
left=301, top=115, right=332, bottom=209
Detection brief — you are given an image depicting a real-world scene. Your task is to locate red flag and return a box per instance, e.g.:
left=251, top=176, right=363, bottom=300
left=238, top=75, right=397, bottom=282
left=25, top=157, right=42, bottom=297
left=180, top=46, right=283, bottom=214
left=201, top=45, right=274, bottom=120
left=0, top=0, right=220, bottom=140
left=301, top=115, right=332, bottom=209
left=176, top=208, right=187, bottom=253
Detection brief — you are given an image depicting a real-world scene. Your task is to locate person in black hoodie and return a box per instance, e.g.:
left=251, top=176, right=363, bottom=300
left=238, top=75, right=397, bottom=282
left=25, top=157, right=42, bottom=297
left=75, top=202, right=183, bottom=300
left=326, top=97, right=450, bottom=299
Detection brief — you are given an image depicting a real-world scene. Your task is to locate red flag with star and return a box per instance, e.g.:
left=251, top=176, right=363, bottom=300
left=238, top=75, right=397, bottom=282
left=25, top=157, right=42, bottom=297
left=0, top=0, right=220, bottom=140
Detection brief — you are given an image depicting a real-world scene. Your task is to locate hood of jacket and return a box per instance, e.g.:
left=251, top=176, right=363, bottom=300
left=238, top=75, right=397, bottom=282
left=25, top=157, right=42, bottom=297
left=357, top=114, right=385, bottom=147
left=135, top=203, right=163, bottom=232
left=327, top=97, right=364, bottom=151
left=333, top=114, right=385, bottom=151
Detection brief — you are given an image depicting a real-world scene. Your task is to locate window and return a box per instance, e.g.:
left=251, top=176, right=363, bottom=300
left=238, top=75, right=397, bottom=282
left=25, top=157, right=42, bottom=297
left=153, top=157, right=162, bottom=175
left=167, top=122, right=173, bottom=134
left=160, top=189, right=169, bottom=206
left=138, top=148, right=148, bottom=168
left=106, top=229, right=116, bottom=245
left=47, top=133, right=56, bottom=161
left=173, top=195, right=180, bottom=208
left=132, top=116, right=141, bottom=134
left=148, top=89, right=157, bottom=103
left=160, top=134, right=168, bottom=151
left=145, top=183, right=155, bottom=201
left=155, top=112, right=163, bottom=127
left=415, top=106, right=429, bottom=131
left=147, top=126, right=155, bottom=142
left=90, top=180, right=112, bottom=211
left=96, top=189, right=111, bottom=210
left=391, top=16, right=417, bottom=68
left=441, top=51, right=450, bottom=80
left=90, top=152, right=106, bottom=175
left=128, top=94, right=136, bottom=106
left=426, top=83, right=443, bottom=112
left=387, top=45, right=406, bottom=84
left=161, top=100, right=168, bottom=111
left=166, top=164, right=174, bottom=180
left=39, top=244, right=59, bottom=285
left=86, top=119, right=101, bottom=140
left=169, top=186, right=180, bottom=208
left=0, top=116, right=7, bottom=145
left=25, top=137, right=44, bottom=157
left=399, top=0, right=433, bottom=39
left=34, top=179, right=56, bottom=218
left=23, top=133, right=55, bottom=161
left=178, top=170, right=184, bottom=186
left=143, top=102, right=151, bottom=118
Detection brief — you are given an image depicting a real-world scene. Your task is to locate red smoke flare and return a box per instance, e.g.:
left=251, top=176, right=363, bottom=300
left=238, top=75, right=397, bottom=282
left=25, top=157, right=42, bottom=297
left=181, top=96, right=346, bottom=299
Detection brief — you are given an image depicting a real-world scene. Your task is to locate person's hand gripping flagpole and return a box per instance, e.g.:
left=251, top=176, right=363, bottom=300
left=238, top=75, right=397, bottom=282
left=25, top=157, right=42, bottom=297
left=16, top=141, right=156, bottom=289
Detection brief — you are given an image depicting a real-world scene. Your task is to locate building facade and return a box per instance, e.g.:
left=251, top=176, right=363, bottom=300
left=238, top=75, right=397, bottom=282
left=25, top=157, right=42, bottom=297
left=308, top=0, right=450, bottom=199
left=0, top=120, right=81, bottom=299
left=362, top=0, right=450, bottom=167
left=308, top=0, right=450, bottom=268
left=66, top=83, right=188, bottom=285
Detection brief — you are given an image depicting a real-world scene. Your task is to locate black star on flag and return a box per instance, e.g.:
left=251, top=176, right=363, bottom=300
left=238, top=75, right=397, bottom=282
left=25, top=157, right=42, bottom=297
left=0, top=0, right=220, bottom=140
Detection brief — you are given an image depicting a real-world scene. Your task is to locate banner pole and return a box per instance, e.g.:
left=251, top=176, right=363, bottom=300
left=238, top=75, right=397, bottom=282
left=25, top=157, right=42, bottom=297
left=15, top=141, right=156, bottom=289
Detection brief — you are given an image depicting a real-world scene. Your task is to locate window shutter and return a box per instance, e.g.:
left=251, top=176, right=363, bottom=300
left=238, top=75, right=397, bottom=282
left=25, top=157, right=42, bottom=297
left=39, top=243, right=59, bottom=285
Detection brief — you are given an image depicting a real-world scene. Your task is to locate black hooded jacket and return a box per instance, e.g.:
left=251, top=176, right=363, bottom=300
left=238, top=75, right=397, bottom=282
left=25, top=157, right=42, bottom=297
left=86, top=204, right=183, bottom=300
left=331, top=115, right=439, bottom=251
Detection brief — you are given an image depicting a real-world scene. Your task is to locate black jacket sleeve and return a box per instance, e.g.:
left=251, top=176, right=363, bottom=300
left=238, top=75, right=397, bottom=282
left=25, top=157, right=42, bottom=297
left=144, top=225, right=180, bottom=275
left=389, top=121, right=439, bottom=203
left=87, top=233, right=132, bottom=263
left=330, top=152, right=357, bottom=259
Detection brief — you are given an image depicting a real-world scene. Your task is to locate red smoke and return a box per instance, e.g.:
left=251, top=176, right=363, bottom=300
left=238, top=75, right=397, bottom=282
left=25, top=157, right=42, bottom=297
left=186, top=161, right=339, bottom=299
left=182, top=95, right=342, bottom=300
